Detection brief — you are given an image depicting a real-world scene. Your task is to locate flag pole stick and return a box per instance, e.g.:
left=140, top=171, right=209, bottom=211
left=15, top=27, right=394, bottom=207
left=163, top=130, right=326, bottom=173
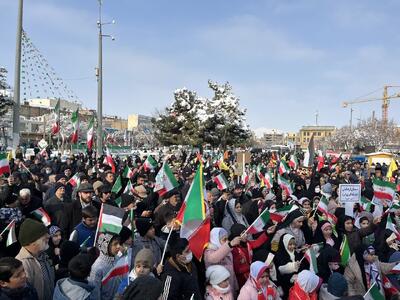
left=242, top=207, right=267, bottom=236
left=93, top=203, right=103, bottom=247
left=0, top=220, right=14, bottom=237
left=363, top=282, right=376, bottom=298
left=161, top=227, right=173, bottom=265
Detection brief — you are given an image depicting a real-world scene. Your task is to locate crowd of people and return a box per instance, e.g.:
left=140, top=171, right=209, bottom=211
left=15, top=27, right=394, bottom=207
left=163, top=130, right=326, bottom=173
left=0, top=147, right=399, bottom=300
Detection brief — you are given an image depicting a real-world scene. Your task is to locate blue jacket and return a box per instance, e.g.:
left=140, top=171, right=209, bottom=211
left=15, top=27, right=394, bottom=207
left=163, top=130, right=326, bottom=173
left=53, top=278, right=98, bottom=300
left=72, top=222, right=96, bottom=247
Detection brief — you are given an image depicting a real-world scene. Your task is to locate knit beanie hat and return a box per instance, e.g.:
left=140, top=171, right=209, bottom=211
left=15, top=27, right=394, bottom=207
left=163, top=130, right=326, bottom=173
left=54, top=182, right=65, bottom=192
left=119, top=226, right=133, bottom=244
left=18, top=218, right=48, bottom=246
left=327, top=272, right=348, bottom=297
left=206, top=265, right=230, bottom=285
left=135, top=218, right=154, bottom=237
left=134, top=248, right=154, bottom=268
left=49, top=225, right=61, bottom=237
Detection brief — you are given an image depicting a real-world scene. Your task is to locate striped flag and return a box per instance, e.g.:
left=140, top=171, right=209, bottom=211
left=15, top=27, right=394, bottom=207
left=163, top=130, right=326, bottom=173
left=264, top=171, right=273, bottom=189
left=143, top=155, right=157, bottom=171
left=70, top=109, right=79, bottom=144
left=86, top=115, right=95, bottom=151
left=68, top=173, right=80, bottom=188
left=373, top=179, right=396, bottom=203
left=289, top=155, right=298, bottom=170
left=98, top=204, right=125, bottom=235
left=104, top=148, right=116, bottom=173
left=123, top=181, right=134, bottom=195
left=360, top=196, right=372, bottom=212
left=154, top=162, right=179, bottom=196
left=122, top=165, right=135, bottom=179
left=32, top=208, right=51, bottom=226
left=101, top=254, right=130, bottom=286
left=270, top=205, right=293, bottom=223
left=317, top=150, right=325, bottom=172
left=0, top=153, right=10, bottom=176
left=391, top=263, right=400, bottom=274
left=304, top=247, right=318, bottom=273
left=278, top=160, right=290, bottom=175
left=51, top=99, right=60, bottom=135
left=213, top=173, right=229, bottom=191
left=340, top=235, right=351, bottom=266
left=246, top=209, right=270, bottom=234
left=1, top=220, right=17, bottom=247
left=364, top=282, right=384, bottom=300
left=277, top=174, right=293, bottom=195
left=386, top=216, right=400, bottom=240
left=316, top=195, right=329, bottom=215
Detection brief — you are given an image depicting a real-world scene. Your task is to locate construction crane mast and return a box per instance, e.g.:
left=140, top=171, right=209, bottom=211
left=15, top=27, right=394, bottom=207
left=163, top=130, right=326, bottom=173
left=342, top=85, right=400, bottom=124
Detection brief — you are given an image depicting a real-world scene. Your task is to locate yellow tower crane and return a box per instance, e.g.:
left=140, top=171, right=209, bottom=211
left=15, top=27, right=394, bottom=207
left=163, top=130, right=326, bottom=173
left=342, top=85, right=400, bottom=125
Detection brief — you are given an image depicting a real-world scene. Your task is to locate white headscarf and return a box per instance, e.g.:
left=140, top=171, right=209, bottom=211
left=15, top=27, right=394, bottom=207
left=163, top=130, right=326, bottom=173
left=297, top=270, right=321, bottom=293
left=283, top=234, right=295, bottom=261
left=225, top=198, right=249, bottom=226
left=250, top=261, right=268, bottom=281
left=209, top=227, right=228, bottom=249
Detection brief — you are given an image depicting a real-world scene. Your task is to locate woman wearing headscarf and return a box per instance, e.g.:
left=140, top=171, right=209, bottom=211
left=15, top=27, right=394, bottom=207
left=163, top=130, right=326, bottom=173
left=312, top=220, right=340, bottom=250
left=274, top=234, right=302, bottom=298
left=316, top=246, right=342, bottom=283
left=205, top=265, right=234, bottom=300
left=204, top=227, right=242, bottom=295
left=229, top=224, right=251, bottom=288
left=288, top=270, right=322, bottom=300
left=238, top=261, right=281, bottom=300
left=376, top=229, right=399, bottom=262
left=344, top=245, right=396, bottom=296
left=222, top=198, right=249, bottom=234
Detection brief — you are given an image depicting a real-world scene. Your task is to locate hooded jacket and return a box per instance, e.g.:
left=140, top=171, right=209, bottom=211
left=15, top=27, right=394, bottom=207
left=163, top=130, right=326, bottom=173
left=53, top=278, right=98, bottom=300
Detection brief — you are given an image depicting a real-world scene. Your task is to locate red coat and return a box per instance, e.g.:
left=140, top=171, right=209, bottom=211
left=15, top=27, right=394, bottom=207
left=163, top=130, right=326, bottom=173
left=232, top=246, right=250, bottom=288
left=288, top=282, right=318, bottom=300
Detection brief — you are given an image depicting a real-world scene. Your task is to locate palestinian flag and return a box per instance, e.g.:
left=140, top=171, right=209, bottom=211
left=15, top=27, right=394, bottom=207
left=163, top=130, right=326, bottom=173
left=68, top=173, right=80, bottom=188
left=386, top=216, right=400, bottom=240
left=373, top=179, right=396, bottom=202
left=87, top=115, right=95, bottom=151
left=278, top=160, right=290, bottom=175
left=70, top=109, right=79, bottom=144
left=391, top=263, right=400, bottom=274
left=32, top=208, right=51, bottom=226
left=102, top=254, right=130, bottom=286
left=340, top=235, right=351, bottom=266
left=364, top=282, right=384, bottom=300
left=98, top=204, right=125, bottom=235
left=105, top=148, right=116, bottom=173
left=122, top=165, right=135, bottom=179
left=304, top=247, right=318, bottom=273
left=289, top=155, right=298, bottom=170
left=154, top=162, right=179, bottom=196
left=0, top=153, right=10, bottom=176
left=1, top=220, right=17, bottom=247
left=247, top=209, right=270, bottom=234
left=317, top=150, right=325, bottom=172
left=270, top=205, right=292, bottom=223
left=143, top=155, right=157, bottom=171
left=51, top=99, right=60, bottom=135
left=317, top=195, right=329, bottom=215
left=111, top=175, right=122, bottom=194
left=176, top=163, right=210, bottom=260
left=213, top=173, right=229, bottom=191
left=360, top=196, right=372, bottom=212
left=277, top=174, right=293, bottom=195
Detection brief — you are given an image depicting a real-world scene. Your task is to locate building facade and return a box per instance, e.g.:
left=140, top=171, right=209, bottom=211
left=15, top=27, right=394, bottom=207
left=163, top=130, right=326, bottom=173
left=299, top=125, right=336, bottom=149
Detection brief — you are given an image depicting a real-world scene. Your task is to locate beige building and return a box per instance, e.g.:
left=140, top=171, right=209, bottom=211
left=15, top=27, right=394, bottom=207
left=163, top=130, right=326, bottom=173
left=299, top=126, right=335, bottom=149
left=103, top=116, right=128, bottom=131
left=29, top=98, right=81, bottom=112
left=128, top=114, right=153, bottom=131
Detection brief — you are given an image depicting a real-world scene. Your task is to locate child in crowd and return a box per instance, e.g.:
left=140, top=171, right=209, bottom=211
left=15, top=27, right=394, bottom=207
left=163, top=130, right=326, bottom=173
left=69, top=206, right=98, bottom=248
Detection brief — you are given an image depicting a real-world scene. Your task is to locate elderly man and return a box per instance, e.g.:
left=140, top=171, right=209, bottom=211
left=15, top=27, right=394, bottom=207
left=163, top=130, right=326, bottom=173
left=18, top=188, right=42, bottom=217
left=16, top=218, right=55, bottom=300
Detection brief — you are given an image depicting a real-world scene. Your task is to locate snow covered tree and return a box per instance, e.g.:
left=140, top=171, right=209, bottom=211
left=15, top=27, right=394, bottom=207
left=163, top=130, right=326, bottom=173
left=200, top=80, right=251, bottom=148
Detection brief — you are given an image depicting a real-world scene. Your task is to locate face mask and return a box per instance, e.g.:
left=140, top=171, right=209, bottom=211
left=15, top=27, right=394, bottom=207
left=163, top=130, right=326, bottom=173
left=212, top=284, right=230, bottom=294
left=184, top=251, right=193, bottom=263
left=46, top=169, right=52, bottom=174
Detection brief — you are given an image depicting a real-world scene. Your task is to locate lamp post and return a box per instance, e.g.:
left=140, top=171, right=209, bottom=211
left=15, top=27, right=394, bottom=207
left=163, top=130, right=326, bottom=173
left=96, top=0, right=114, bottom=155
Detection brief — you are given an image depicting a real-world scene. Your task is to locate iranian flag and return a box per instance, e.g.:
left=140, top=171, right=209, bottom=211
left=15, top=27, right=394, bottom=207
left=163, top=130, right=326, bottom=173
left=176, top=163, right=210, bottom=260
left=213, top=173, right=229, bottom=191
left=0, top=153, right=10, bottom=176
left=386, top=216, right=400, bottom=240
left=246, top=209, right=270, bottom=234
left=373, top=179, right=396, bottom=202
left=270, top=205, right=293, bottom=223
left=68, top=173, right=80, bottom=188
left=98, top=203, right=125, bottom=235
left=154, top=162, right=179, bottom=196
left=70, top=109, right=79, bottom=144
left=289, top=155, right=298, bottom=169
left=364, top=282, right=384, bottom=300
left=360, top=196, right=372, bottom=212
left=278, top=160, right=290, bottom=175
left=86, top=115, right=94, bottom=151
left=143, top=155, right=157, bottom=171
left=102, top=254, right=129, bottom=286
left=391, top=263, right=400, bottom=274
left=241, top=172, right=249, bottom=186
left=51, top=99, right=61, bottom=135
left=304, top=247, right=318, bottom=273
left=340, top=235, right=351, bottom=266
left=32, top=208, right=51, bottom=226
left=317, top=195, right=329, bottom=215
left=122, top=165, right=135, bottom=179
left=317, top=150, right=325, bottom=172
left=104, top=148, right=116, bottom=173
left=277, top=174, right=293, bottom=195
left=123, top=181, right=135, bottom=195
left=264, top=171, right=273, bottom=189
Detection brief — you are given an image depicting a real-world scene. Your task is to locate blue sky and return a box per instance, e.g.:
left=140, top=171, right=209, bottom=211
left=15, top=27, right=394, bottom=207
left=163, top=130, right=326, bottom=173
left=1, top=0, right=400, bottom=132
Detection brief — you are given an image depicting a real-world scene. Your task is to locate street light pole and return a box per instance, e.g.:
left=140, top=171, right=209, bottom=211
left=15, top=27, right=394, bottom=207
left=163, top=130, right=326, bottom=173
left=96, top=0, right=103, bottom=154
left=13, top=0, right=23, bottom=148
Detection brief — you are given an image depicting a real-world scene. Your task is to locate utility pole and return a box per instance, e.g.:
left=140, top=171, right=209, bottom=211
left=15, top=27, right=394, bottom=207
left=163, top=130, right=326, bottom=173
left=315, top=110, right=319, bottom=126
left=96, top=0, right=103, bottom=154
left=349, top=106, right=353, bottom=131
left=13, top=0, right=23, bottom=148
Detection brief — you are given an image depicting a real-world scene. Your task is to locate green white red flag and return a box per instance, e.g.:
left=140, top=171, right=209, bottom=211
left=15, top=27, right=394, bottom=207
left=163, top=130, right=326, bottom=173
left=32, top=208, right=51, bottom=226
left=304, top=247, right=318, bottom=273
left=122, top=165, right=135, bottom=179
left=278, top=160, right=290, bottom=175
left=317, top=195, right=329, bottom=215
left=70, top=109, right=79, bottom=144
left=373, top=179, right=396, bottom=202
left=364, top=282, right=384, bottom=300
left=68, top=173, right=80, bottom=188
left=289, top=155, right=298, bottom=170
left=277, top=174, right=293, bottom=195
left=176, top=163, right=210, bottom=260
left=213, top=173, right=229, bottom=191
left=101, top=254, right=129, bottom=286
left=51, top=99, right=60, bottom=135
left=386, top=216, right=400, bottom=240
left=86, top=115, right=94, bottom=151
left=270, top=205, right=293, bottom=223
left=154, top=162, right=179, bottom=196
left=360, top=196, right=373, bottom=212
left=1, top=220, right=17, bottom=247
left=317, top=150, right=325, bottom=172
left=143, top=155, right=157, bottom=171
left=0, top=153, right=10, bottom=176
left=123, top=181, right=134, bottom=195
left=104, top=148, right=116, bottom=173
left=246, top=208, right=270, bottom=234
left=340, top=235, right=351, bottom=266
left=391, top=263, right=400, bottom=274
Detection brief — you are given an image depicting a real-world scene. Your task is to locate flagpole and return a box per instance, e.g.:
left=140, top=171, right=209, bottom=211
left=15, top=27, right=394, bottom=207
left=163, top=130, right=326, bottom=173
left=160, top=227, right=173, bottom=265
left=242, top=207, right=268, bottom=236
left=0, top=220, right=14, bottom=237
left=93, top=203, right=103, bottom=247
left=363, top=282, right=376, bottom=297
